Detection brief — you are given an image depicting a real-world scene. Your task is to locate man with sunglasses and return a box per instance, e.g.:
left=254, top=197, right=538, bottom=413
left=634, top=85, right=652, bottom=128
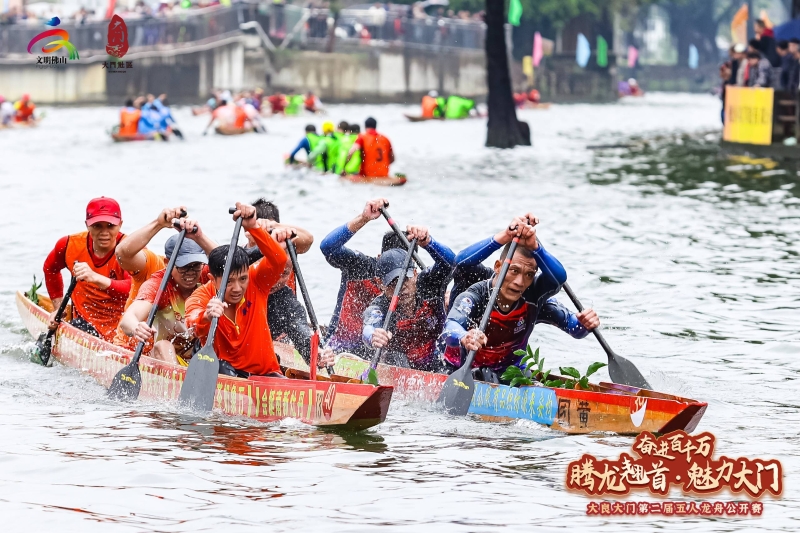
left=441, top=215, right=600, bottom=382
left=113, top=207, right=217, bottom=364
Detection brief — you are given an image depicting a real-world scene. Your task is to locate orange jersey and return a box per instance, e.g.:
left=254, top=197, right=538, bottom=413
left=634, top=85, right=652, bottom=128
left=185, top=226, right=287, bottom=375
left=124, top=248, right=166, bottom=310
left=64, top=232, right=128, bottom=341
left=119, top=108, right=141, bottom=136
left=421, top=95, right=438, bottom=118
left=356, top=129, right=393, bottom=177
left=234, top=106, right=247, bottom=129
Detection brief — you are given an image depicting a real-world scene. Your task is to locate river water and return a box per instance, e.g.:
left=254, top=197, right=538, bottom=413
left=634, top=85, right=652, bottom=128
left=0, top=94, right=797, bottom=532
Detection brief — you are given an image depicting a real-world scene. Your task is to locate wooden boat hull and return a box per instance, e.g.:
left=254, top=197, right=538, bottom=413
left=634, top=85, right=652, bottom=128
left=16, top=292, right=392, bottom=430
left=215, top=126, right=254, bottom=135
left=340, top=174, right=407, bottom=187
left=111, top=133, right=161, bottom=142
left=404, top=114, right=445, bottom=122
left=327, top=354, right=706, bottom=435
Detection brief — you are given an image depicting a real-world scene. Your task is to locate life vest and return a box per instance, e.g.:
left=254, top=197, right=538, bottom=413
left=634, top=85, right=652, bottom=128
left=444, top=301, right=530, bottom=369
left=234, top=106, right=248, bottom=129
left=387, top=300, right=442, bottom=369
left=360, top=130, right=392, bottom=177
left=64, top=231, right=128, bottom=341
left=285, top=95, right=305, bottom=116
left=336, top=134, right=361, bottom=174
left=14, top=101, right=35, bottom=122
left=445, top=96, right=475, bottom=119
left=421, top=95, right=441, bottom=118
left=119, top=107, right=141, bottom=136
left=330, top=279, right=381, bottom=351
left=326, top=133, right=341, bottom=170
left=306, top=133, right=327, bottom=170
left=304, top=95, right=316, bottom=111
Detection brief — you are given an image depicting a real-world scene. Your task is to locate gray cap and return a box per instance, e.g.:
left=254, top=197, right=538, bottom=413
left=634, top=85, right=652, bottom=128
left=376, top=248, right=414, bottom=286
left=165, top=234, right=208, bottom=268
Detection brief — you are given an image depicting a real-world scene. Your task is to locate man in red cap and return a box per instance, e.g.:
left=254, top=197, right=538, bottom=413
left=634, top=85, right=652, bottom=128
left=43, top=197, right=131, bottom=342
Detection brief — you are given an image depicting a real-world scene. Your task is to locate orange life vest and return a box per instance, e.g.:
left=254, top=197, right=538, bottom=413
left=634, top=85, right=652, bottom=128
left=360, top=131, right=392, bottom=177
left=234, top=106, right=247, bottom=129
left=119, top=108, right=141, bottom=136
left=65, top=231, right=128, bottom=341
left=421, top=95, right=438, bottom=118
left=15, top=102, right=35, bottom=122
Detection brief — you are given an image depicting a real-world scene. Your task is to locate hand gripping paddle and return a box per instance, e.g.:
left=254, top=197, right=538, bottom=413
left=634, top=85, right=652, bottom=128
left=179, top=207, right=245, bottom=412
left=437, top=238, right=519, bottom=415
left=361, top=238, right=418, bottom=385
left=284, top=235, right=335, bottom=378
left=32, top=275, right=77, bottom=366
left=108, top=220, right=194, bottom=401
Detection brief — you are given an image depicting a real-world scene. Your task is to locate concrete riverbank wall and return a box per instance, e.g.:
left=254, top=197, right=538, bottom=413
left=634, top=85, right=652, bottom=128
left=0, top=36, right=487, bottom=105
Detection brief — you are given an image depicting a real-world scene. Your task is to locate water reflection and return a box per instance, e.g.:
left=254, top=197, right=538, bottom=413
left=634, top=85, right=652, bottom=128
left=588, top=132, right=800, bottom=202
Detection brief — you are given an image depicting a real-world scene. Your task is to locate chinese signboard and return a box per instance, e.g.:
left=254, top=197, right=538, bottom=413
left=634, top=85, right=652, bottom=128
left=723, top=86, right=774, bottom=146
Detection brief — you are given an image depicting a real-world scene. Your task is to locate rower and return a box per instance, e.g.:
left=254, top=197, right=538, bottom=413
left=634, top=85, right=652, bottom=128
left=115, top=231, right=209, bottom=364
left=444, top=95, right=476, bottom=119
left=13, top=94, right=35, bottom=123
left=362, top=225, right=455, bottom=371
left=441, top=215, right=600, bottom=382
left=289, top=124, right=326, bottom=169
left=205, top=99, right=249, bottom=134
left=319, top=198, right=410, bottom=358
left=118, top=98, right=141, bottom=137
left=242, top=198, right=333, bottom=369
left=42, top=197, right=130, bottom=342
left=304, top=91, right=320, bottom=113
left=334, top=123, right=362, bottom=175
left=185, top=202, right=292, bottom=378
left=114, top=206, right=217, bottom=307
left=305, top=121, right=339, bottom=172
left=137, top=95, right=163, bottom=139
left=0, top=95, right=14, bottom=127
left=421, top=90, right=444, bottom=118
left=342, top=117, right=394, bottom=178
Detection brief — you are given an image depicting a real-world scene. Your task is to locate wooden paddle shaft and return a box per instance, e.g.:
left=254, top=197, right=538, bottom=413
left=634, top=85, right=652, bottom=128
left=370, top=238, right=418, bottom=368
left=462, top=238, right=519, bottom=370
left=206, top=211, right=245, bottom=343
left=379, top=206, right=426, bottom=269
left=130, top=226, right=187, bottom=367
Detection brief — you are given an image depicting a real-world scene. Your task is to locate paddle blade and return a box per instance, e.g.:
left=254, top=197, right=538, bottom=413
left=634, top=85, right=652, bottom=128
left=361, top=367, right=379, bottom=386
left=30, top=332, right=52, bottom=366
left=608, top=351, right=651, bottom=389
left=436, top=365, right=476, bottom=416
left=107, top=362, right=142, bottom=401
left=178, top=343, right=220, bottom=413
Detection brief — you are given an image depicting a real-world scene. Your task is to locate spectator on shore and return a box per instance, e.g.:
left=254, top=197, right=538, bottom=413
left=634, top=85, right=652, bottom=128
left=746, top=51, right=772, bottom=88
left=754, top=19, right=781, bottom=67
left=777, top=41, right=795, bottom=91
left=729, top=43, right=747, bottom=86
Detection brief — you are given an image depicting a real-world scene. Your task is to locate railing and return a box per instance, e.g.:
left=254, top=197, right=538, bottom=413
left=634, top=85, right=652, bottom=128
left=0, top=2, right=485, bottom=58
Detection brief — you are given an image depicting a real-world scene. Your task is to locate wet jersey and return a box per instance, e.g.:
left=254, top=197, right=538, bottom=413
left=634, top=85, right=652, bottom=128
left=355, top=129, right=393, bottom=177
left=442, top=239, right=587, bottom=371
left=361, top=239, right=455, bottom=370
left=320, top=224, right=383, bottom=357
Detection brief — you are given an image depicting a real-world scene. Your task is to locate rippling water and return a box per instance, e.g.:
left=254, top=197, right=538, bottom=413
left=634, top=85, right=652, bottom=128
left=1, top=93, right=797, bottom=531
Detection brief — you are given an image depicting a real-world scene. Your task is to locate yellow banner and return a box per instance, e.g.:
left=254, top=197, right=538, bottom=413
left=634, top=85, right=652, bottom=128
left=723, top=86, right=774, bottom=146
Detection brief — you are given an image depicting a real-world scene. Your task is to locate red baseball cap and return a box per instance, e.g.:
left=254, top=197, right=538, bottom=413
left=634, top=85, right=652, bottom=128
left=85, top=197, right=122, bottom=226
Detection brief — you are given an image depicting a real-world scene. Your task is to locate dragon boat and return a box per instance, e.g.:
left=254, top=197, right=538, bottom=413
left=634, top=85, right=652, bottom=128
left=16, top=291, right=392, bottom=430
left=283, top=351, right=706, bottom=435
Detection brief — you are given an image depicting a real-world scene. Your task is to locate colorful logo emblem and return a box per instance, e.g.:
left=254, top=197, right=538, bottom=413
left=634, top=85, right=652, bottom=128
left=106, top=15, right=129, bottom=58
left=27, top=18, right=79, bottom=60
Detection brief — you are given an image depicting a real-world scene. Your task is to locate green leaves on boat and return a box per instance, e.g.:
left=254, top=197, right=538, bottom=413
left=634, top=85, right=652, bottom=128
left=501, top=345, right=607, bottom=390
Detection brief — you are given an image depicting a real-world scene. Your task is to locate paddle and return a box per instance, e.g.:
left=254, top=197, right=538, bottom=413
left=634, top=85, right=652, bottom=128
left=361, top=238, right=418, bottom=385
left=560, top=282, right=651, bottom=390
left=437, top=238, right=519, bottom=415
left=31, top=275, right=77, bottom=367
left=179, top=207, right=245, bottom=412
left=284, top=234, right=335, bottom=377
left=379, top=204, right=426, bottom=269
left=107, top=222, right=191, bottom=401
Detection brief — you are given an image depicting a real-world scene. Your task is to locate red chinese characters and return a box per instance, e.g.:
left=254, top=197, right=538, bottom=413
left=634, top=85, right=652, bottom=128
left=106, top=15, right=129, bottom=58
left=567, top=430, right=783, bottom=498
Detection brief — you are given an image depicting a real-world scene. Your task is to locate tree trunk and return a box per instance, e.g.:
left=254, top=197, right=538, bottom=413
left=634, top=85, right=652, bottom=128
left=485, top=0, right=530, bottom=148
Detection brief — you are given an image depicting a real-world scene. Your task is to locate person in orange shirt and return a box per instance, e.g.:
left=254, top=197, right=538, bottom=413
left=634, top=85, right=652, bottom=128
left=118, top=99, right=141, bottom=137
left=342, top=117, right=394, bottom=178
left=114, top=206, right=217, bottom=308
left=42, top=197, right=131, bottom=341
left=185, top=202, right=292, bottom=378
